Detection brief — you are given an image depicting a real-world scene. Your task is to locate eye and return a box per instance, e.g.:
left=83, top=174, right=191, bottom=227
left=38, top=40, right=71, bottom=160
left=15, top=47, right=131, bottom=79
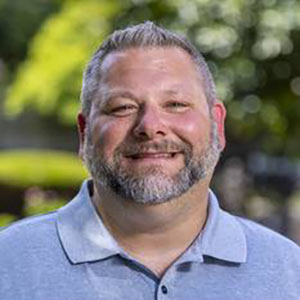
left=110, top=104, right=138, bottom=116
left=165, top=101, right=190, bottom=112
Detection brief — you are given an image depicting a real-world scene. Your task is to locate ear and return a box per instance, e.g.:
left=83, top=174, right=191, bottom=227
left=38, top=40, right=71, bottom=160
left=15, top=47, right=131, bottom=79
left=77, top=112, right=87, bottom=160
left=211, top=101, right=226, bottom=151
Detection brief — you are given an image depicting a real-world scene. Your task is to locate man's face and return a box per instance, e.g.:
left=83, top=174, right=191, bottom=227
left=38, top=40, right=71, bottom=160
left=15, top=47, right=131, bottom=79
left=80, top=47, right=226, bottom=204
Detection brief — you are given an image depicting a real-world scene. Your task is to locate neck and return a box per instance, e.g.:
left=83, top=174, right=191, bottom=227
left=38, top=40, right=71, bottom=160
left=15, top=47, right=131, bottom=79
left=92, top=180, right=210, bottom=277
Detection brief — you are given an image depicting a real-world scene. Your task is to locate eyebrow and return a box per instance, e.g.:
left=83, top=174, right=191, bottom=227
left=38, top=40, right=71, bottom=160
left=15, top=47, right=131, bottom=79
left=95, top=85, right=195, bottom=109
left=92, top=88, right=137, bottom=111
left=99, top=88, right=140, bottom=105
left=163, top=89, right=183, bottom=98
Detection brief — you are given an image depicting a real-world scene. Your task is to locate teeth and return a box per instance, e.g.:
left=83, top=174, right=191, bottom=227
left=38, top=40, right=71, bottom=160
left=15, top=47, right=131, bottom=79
left=131, top=153, right=175, bottom=159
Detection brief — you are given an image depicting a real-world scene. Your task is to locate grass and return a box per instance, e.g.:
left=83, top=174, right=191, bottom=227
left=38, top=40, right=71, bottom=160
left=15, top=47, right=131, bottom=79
left=0, top=149, right=89, bottom=188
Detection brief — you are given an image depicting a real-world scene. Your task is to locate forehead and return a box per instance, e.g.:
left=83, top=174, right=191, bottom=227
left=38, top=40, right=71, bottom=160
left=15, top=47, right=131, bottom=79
left=101, top=47, right=197, bottom=71
left=100, top=47, right=203, bottom=90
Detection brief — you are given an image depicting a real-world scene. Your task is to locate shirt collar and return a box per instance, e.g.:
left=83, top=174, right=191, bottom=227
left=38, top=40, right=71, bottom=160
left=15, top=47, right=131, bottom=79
left=57, top=180, right=121, bottom=264
left=57, top=180, right=247, bottom=264
left=199, top=190, right=247, bottom=263
left=174, top=190, right=247, bottom=265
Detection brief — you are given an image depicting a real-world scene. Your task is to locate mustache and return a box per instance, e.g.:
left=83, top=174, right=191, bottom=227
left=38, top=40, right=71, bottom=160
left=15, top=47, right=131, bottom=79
left=116, top=140, right=191, bottom=156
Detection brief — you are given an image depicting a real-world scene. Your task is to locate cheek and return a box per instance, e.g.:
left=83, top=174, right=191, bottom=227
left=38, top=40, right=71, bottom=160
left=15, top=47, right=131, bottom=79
left=90, top=119, right=132, bottom=157
left=170, top=111, right=211, bottom=144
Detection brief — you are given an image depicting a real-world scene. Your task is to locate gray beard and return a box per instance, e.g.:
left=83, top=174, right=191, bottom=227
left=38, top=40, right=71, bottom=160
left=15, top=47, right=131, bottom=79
left=83, top=123, right=221, bottom=204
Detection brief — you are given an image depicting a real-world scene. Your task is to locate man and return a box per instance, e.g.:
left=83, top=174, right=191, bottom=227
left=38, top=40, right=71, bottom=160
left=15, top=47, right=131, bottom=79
left=1, top=22, right=300, bottom=299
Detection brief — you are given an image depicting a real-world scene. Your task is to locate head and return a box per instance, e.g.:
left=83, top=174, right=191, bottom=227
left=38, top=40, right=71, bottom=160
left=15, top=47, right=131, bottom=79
left=78, top=22, right=226, bottom=204
left=81, top=21, right=217, bottom=118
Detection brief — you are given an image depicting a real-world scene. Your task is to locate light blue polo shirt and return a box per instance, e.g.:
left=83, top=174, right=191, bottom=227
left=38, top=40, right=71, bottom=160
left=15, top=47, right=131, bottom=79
left=1, top=180, right=300, bottom=299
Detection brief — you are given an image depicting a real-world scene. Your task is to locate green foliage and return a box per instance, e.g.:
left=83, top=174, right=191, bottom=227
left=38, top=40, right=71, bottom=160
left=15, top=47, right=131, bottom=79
left=5, top=0, right=121, bottom=124
left=4, top=0, right=300, bottom=156
left=0, top=197, right=67, bottom=227
left=24, top=197, right=66, bottom=217
left=0, top=214, right=17, bottom=227
left=0, top=150, right=88, bottom=188
left=0, top=0, right=60, bottom=69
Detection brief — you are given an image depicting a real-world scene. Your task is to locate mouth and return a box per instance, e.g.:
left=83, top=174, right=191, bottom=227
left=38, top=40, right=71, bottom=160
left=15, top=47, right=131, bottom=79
left=125, top=152, right=179, bottom=160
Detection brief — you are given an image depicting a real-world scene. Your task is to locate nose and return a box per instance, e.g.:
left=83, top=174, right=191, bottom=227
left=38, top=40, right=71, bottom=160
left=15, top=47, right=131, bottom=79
left=133, top=105, right=167, bottom=140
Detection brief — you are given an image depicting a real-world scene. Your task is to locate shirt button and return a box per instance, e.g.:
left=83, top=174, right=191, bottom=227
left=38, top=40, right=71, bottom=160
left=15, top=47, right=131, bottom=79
left=161, top=285, right=168, bottom=294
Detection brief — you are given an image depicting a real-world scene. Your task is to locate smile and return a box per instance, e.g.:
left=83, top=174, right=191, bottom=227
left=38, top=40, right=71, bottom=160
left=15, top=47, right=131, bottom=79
left=126, top=152, right=179, bottom=160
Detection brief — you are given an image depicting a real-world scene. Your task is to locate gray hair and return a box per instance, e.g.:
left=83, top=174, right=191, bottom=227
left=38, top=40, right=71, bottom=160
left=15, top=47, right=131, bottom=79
left=81, top=21, right=217, bottom=117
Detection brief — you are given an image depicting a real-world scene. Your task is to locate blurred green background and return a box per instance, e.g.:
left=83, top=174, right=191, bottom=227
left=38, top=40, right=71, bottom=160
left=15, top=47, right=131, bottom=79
left=0, top=0, right=299, bottom=243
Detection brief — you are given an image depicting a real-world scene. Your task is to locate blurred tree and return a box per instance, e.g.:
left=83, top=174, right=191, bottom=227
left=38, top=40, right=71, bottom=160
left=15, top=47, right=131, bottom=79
left=0, top=0, right=62, bottom=117
left=0, top=0, right=61, bottom=70
left=0, top=149, right=88, bottom=222
left=0, top=150, right=87, bottom=188
left=5, top=0, right=122, bottom=123
left=4, top=0, right=300, bottom=157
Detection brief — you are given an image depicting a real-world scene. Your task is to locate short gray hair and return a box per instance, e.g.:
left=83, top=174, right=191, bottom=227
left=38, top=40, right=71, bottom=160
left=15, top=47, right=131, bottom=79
left=81, top=21, right=217, bottom=117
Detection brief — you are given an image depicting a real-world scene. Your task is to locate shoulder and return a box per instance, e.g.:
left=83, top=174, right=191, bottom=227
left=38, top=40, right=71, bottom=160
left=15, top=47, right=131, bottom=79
left=235, top=216, right=300, bottom=268
left=237, top=216, right=299, bottom=249
left=0, top=212, right=60, bottom=263
left=0, top=211, right=58, bottom=239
